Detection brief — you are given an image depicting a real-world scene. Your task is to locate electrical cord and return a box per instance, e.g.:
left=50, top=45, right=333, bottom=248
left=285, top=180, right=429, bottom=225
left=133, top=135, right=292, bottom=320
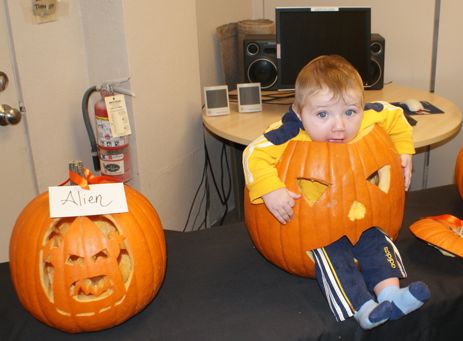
left=186, top=89, right=293, bottom=231
left=187, top=88, right=295, bottom=231
left=183, top=131, right=232, bottom=232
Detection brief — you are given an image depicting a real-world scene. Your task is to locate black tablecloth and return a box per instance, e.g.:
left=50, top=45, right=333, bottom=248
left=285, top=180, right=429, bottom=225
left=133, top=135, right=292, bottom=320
left=2, top=185, right=463, bottom=340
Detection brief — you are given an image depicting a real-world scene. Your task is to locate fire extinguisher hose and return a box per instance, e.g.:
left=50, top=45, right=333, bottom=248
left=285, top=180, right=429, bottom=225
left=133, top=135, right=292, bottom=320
left=82, top=86, right=100, bottom=171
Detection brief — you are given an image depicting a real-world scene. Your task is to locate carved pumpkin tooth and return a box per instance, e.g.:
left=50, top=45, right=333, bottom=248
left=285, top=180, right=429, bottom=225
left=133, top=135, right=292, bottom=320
left=69, top=284, right=77, bottom=297
left=81, top=279, right=92, bottom=294
left=91, top=284, right=99, bottom=296
left=92, top=277, right=105, bottom=295
left=100, top=276, right=109, bottom=290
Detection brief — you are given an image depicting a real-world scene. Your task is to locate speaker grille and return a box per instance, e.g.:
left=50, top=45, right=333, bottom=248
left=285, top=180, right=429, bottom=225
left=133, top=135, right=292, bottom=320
left=247, top=58, right=277, bottom=89
left=244, top=35, right=278, bottom=90
left=364, top=33, right=385, bottom=90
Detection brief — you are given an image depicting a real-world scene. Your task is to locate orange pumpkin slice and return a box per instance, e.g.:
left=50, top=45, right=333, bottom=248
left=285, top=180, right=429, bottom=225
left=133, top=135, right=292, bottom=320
left=409, top=214, right=463, bottom=258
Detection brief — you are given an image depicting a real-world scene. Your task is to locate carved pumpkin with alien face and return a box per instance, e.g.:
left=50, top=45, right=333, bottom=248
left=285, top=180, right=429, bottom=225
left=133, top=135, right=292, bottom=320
left=9, top=185, right=166, bottom=333
left=244, top=125, right=405, bottom=278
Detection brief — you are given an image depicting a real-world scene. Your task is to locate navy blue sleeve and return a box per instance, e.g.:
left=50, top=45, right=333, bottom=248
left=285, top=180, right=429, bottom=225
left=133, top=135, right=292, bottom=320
left=264, top=106, right=304, bottom=145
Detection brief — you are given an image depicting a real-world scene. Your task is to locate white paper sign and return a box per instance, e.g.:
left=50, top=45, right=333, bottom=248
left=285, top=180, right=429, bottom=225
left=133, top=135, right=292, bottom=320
left=48, top=183, right=128, bottom=218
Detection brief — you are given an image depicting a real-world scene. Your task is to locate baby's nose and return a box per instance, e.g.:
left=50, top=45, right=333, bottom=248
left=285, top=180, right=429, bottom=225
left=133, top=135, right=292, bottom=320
left=333, top=116, right=346, bottom=131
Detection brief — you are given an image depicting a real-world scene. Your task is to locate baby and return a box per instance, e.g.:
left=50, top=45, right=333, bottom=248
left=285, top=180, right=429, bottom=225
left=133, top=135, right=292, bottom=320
left=243, top=55, right=430, bottom=329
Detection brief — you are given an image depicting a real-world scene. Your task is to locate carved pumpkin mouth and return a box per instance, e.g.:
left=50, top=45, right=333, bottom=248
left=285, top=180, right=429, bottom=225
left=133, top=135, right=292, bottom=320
left=71, top=275, right=113, bottom=302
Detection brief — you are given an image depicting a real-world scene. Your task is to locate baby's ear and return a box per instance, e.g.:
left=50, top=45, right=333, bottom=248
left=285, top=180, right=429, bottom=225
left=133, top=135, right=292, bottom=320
left=292, top=104, right=302, bottom=119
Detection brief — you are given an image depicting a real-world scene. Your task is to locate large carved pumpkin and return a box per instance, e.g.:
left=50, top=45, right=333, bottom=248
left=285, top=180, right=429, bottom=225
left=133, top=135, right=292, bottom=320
left=9, top=185, right=166, bottom=333
left=244, top=125, right=405, bottom=278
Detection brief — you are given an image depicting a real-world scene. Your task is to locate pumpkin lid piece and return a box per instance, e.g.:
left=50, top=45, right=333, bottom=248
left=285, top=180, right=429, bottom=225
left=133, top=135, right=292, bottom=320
left=409, top=214, right=463, bottom=258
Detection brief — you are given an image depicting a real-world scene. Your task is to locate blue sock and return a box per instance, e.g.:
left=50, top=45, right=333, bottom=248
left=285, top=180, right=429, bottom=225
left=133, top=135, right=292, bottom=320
left=354, top=299, right=392, bottom=330
left=377, top=281, right=430, bottom=320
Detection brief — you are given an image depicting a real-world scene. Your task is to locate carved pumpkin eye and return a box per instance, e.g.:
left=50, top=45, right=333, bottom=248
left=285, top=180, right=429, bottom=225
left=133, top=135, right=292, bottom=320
left=297, top=178, right=330, bottom=206
left=367, top=165, right=391, bottom=193
left=66, top=254, right=84, bottom=265
left=92, top=249, right=109, bottom=262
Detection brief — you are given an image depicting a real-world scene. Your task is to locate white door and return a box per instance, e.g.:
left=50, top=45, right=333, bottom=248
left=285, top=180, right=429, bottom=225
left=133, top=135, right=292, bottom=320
left=0, top=1, right=37, bottom=262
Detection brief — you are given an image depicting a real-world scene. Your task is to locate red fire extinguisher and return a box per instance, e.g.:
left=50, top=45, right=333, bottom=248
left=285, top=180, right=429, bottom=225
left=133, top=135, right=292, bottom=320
left=82, top=82, right=133, bottom=182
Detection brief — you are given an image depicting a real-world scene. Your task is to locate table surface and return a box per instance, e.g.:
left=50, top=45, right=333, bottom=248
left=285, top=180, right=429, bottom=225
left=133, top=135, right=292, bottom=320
left=202, top=83, right=462, bottom=148
left=2, top=185, right=463, bottom=340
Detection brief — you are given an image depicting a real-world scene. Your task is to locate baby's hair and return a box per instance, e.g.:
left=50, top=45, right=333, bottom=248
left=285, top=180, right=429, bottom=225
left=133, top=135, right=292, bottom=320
left=294, top=55, right=364, bottom=110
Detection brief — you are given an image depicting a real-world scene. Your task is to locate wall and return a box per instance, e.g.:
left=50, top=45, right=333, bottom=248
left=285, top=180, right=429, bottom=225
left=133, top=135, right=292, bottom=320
left=111, top=1, right=204, bottom=230
left=259, top=0, right=463, bottom=190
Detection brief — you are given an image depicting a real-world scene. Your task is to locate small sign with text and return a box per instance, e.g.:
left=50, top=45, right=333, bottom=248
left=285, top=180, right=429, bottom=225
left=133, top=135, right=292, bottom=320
left=48, top=183, right=128, bottom=218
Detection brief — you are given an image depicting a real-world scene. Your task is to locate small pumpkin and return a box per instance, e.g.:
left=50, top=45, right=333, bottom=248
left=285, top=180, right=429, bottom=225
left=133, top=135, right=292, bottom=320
left=9, top=185, right=166, bottom=333
left=409, top=214, right=463, bottom=258
left=244, top=125, right=404, bottom=278
left=455, top=147, right=463, bottom=199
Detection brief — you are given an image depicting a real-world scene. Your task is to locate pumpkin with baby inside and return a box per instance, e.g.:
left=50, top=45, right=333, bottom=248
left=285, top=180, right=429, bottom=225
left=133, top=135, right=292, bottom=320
left=244, top=125, right=405, bottom=278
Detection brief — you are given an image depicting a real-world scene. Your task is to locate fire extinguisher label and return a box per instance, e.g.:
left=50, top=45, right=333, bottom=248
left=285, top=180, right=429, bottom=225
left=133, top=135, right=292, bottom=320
left=101, top=159, right=124, bottom=176
left=105, top=94, right=132, bottom=137
left=96, top=119, right=129, bottom=147
left=100, top=152, right=124, bottom=161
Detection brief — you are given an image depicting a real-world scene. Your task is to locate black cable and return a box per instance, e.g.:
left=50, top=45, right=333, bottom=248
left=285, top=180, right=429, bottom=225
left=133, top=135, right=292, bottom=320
left=183, top=149, right=208, bottom=232
left=183, top=131, right=232, bottom=231
left=185, top=89, right=296, bottom=231
left=82, top=86, right=100, bottom=171
left=191, top=180, right=208, bottom=230
left=218, top=143, right=232, bottom=225
left=203, top=135, right=229, bottom=207
left=203, top=136, right=231, bottom=226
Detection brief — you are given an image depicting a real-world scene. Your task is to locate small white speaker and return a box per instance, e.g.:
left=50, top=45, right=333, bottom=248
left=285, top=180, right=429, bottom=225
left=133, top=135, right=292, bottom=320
left=237, top=83, right=262, bottom=113
left=203, top=85, right=229, bottom=116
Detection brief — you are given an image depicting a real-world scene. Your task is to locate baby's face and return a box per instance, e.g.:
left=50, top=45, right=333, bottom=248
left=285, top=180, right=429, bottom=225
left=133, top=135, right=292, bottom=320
left=294, top=87, right=363, bottom=143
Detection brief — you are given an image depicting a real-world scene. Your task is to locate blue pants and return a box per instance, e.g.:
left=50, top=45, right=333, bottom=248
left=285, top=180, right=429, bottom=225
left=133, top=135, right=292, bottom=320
left=311, top=227, right=407, bottom=321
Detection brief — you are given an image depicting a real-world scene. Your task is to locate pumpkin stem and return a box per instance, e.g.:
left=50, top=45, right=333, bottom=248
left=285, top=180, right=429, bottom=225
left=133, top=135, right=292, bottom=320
left=68, top=160, right=85, bottom=185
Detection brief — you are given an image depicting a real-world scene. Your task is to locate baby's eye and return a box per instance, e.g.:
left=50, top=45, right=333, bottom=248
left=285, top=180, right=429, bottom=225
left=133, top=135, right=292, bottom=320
left=345, top=109, right=356, bottom=117
left=317, top=111, right=328, bottom=119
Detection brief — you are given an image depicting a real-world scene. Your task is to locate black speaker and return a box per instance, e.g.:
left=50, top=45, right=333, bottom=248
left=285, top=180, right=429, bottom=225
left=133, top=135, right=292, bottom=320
left=365, top=33, right=385, bottom=90
left=244, top=35, right=278, bottom=90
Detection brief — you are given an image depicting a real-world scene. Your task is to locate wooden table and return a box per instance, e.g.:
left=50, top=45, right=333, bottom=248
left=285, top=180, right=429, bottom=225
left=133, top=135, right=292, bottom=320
left=202, top=83, right=462, bottom=218
left=203, top=83, right=462, bottom=149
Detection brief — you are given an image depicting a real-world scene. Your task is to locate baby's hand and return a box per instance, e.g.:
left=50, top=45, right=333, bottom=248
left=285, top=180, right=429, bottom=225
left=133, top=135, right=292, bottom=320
left=262, top=188, right=301, bottom=224
left=400, top=154, right=413, bottom=191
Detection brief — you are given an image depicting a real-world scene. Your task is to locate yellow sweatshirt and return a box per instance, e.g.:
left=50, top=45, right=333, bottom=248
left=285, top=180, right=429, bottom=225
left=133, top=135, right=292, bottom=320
left=243, top=101, right=415, bottom=203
